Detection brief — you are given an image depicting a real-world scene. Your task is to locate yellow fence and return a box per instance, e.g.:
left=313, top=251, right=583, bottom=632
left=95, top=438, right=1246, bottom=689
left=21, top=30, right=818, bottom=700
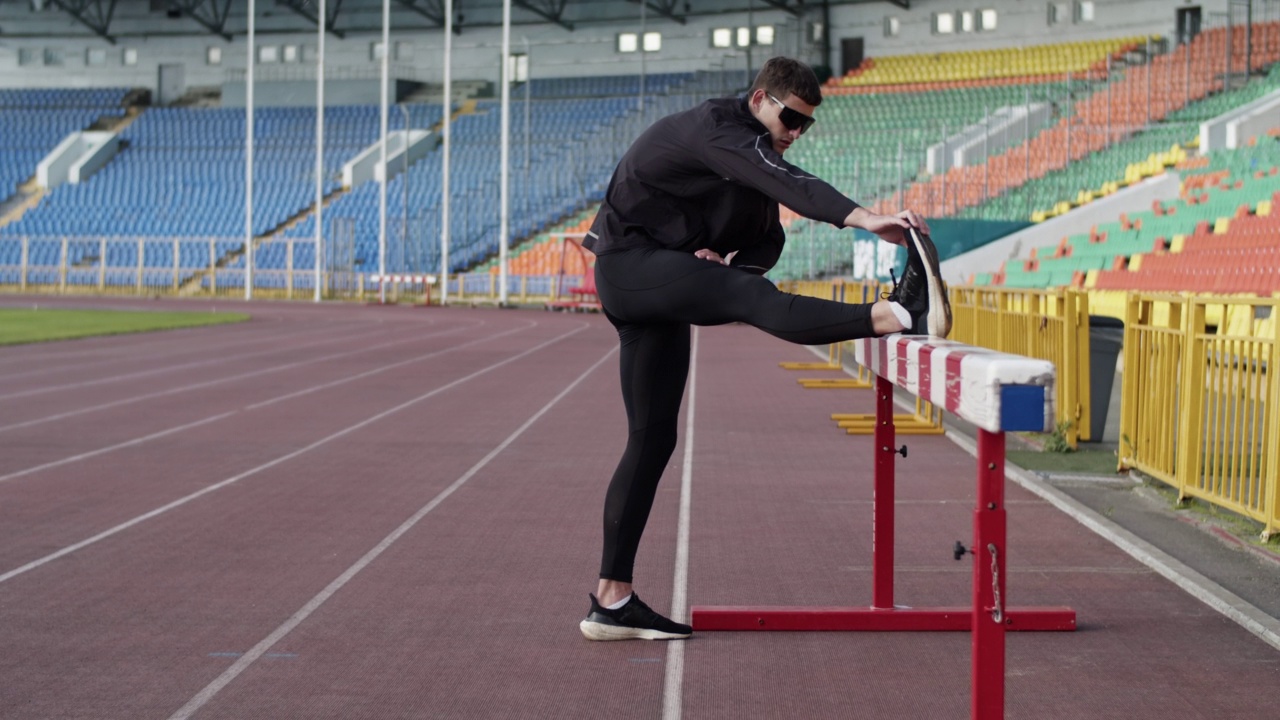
left=949, top=286, right=1092, bottom=446
left=781, top=280, right=1279, bottom=537
left=1120, top=293, right=1280, bottom=539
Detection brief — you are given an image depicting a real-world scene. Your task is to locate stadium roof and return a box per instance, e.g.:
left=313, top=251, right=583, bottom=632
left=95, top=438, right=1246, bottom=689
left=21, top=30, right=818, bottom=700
left=31, top=0, right=906, bottom=43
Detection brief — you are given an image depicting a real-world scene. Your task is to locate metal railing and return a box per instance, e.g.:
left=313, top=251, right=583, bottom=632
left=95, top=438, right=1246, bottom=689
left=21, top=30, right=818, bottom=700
left=949, top=286, right=1092, bottom=446
left=1120, top=292, right=1280, bottom=538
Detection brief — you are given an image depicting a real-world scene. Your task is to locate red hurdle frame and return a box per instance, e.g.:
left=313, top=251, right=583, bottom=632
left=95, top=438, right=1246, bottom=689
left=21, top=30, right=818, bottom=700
left=692, top=374, right=1077, bottom=719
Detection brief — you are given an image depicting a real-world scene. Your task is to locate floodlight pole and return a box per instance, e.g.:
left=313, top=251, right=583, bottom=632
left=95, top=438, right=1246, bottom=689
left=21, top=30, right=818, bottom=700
left=441, top=0, right=452, bottom=304
left=378, top=0, right=391, bottom=303
left=244, top=0, right=255, bottom=301
left=499, top=0, right=511, bottom=306
left=314, top=0, right=325, bottom=302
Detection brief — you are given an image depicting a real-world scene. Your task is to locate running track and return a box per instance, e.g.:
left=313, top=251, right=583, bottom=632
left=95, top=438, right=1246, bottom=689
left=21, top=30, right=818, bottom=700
left=1, top=297, right=1276, bottom=719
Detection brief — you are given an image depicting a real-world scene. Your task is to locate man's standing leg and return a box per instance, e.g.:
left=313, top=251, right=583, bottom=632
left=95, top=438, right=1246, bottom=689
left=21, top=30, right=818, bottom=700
left=581, top=315, right=695, bottom=641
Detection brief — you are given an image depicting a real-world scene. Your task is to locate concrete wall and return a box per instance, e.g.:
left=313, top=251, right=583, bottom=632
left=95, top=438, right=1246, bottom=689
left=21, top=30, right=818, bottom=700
left=220, top=78, right=418, bottom=107
left=0, top=0, right=1230, bottom=99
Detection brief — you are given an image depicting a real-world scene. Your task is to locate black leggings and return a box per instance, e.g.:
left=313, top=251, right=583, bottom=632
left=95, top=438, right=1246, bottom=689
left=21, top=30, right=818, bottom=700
left=595, top=247, right=878, bottom=582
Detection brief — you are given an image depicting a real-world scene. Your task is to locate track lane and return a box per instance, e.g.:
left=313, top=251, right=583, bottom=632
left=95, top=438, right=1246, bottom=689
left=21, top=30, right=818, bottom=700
left=0, top=314, right=619, bottom=719
left=0, top=317, right=587, bottom=574
left=0, top=318, right=489, bottom=452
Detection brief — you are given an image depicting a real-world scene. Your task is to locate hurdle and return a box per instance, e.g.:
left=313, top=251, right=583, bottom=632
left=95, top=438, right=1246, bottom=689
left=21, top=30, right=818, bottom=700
left=370, top=274, right=438, bottom=305
left=693, top=335, right=1077, bottom=720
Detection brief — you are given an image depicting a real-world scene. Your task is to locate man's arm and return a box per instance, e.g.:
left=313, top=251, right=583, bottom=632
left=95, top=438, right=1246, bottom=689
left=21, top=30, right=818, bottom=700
left=701, top=127, right=857, bottom=228
left=727, top=219, right=784, bottom=274
left=843, top=206, right=931, bottom=247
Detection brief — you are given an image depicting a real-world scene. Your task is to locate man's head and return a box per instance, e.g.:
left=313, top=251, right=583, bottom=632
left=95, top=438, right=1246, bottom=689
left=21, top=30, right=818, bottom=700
left=747, top=57, right=822, bottom=155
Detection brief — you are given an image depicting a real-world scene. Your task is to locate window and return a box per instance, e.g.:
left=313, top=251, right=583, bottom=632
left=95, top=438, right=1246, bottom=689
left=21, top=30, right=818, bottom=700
left=43, top=48, right=63, bottom=66
left=394, top=41, right=413, bottom=61
left=258, top=45, right=278, bottom=63
left=755, top=25, right=774, bottom=46
left=960, top=10, right=975, bottom=33
left=18, top=48, right=38, bottom=67
left=736, top=27, right=751, bottom=47
left=370, top=41, right=385, bottom=60
left=122, top=48, right=138, bottom=66
left=617, top=33, right=638, bottom=53
left=642, top=32, right=661, bottom=52
left=508, top=52, right=528, bottom=82
left=980, top=9, right=998, bottom=31
left=206, top=46, right=222, bottom=65
left=711, top=27, right=733, bottom=48
left=1075, top=1, right=1095, bottom=23
left=282, top=45, right=298, bottom=63
left=933, top=11, right=955, bottom=34
left=1047, top=2, right=1069, bottom=26
left=884, top=16, right=900, bottom=38
left=86, top=48, right=107, bottom=67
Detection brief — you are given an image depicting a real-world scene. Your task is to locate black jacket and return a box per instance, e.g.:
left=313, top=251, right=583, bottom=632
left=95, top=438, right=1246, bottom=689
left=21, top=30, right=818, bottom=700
left=584, top=96, right=859, bottom=272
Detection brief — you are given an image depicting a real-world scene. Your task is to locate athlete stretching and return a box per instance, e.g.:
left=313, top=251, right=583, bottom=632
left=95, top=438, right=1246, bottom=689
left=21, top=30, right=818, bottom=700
left=579, top=57, right=951, bottom=641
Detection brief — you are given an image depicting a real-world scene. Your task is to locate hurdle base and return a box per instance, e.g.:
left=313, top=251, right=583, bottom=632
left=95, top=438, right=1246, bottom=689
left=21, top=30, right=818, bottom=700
left=798, top=378, right=873, bottom=389
left=691, top=606, right=1076, bottom=632
left=779, top=362, right=842, bottom=370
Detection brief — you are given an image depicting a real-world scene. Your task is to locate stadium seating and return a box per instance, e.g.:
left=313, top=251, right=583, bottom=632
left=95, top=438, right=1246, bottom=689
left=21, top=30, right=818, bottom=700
left=831, top=37, right=1147, bottom=89
left=0, top=88, right=130, bottom=200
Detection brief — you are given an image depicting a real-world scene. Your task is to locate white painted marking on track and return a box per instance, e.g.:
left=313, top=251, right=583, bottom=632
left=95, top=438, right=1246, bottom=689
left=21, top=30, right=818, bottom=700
left=0, top=322, right=485, bottom=434
left=165, top=341, right=619, bottom=720
left=662, top=326, right=697, bottom=720
left=0, top=320, right=349, bottom=383
left=0, top=412, right=238, bottom=485
left=0, top=322, right=525, bottom=480
left=0, top=325, right=395, bottom=401
left=0, top=322, right=588, bottom=585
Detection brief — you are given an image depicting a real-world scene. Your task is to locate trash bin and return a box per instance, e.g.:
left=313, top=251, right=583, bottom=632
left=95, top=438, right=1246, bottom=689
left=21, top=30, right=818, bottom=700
left=1086, top=315, right=1125, bottom=443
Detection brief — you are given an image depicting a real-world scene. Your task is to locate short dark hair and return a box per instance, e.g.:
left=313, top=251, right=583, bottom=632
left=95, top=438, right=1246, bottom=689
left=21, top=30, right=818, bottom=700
left=748, top=57, right=823, bottom=107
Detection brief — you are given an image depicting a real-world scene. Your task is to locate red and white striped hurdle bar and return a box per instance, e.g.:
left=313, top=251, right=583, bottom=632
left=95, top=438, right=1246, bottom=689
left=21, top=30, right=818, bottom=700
left=692, top=336, right=1077, bottom=720
left=371, top=274, right=438, bottom=285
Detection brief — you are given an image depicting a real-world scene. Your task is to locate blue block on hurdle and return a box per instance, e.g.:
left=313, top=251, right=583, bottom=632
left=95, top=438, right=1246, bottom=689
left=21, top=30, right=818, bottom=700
left=1000, top=385, right=1049, bottom=432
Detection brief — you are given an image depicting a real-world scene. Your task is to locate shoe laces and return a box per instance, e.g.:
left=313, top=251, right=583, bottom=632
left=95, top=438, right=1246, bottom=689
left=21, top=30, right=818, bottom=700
left=882, top=267, right=900, bottom=300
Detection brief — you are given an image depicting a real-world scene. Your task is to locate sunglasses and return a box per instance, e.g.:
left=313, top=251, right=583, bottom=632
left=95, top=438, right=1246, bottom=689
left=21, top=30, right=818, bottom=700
left=766, top=93, right=816, bottom=135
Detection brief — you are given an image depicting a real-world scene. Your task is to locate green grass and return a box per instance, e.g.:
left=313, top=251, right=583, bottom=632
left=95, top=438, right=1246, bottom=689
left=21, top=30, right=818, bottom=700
left=1006, top=448, right=1123, bottom=475
left=0, top=307, right=250, bottom=346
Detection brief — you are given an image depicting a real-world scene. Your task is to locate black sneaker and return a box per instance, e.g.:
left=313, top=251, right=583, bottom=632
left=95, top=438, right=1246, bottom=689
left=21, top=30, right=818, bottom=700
left=887, top=226, right=952, bottom=337
left=579, top=593, right=693, bottom=641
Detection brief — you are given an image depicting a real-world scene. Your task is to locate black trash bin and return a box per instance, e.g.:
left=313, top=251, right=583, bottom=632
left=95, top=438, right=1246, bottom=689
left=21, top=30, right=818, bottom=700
left=1086, top=315, right=1125, bottom=443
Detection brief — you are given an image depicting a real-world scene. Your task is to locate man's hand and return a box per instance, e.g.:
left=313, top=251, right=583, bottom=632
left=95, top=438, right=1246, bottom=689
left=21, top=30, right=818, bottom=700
left=844, top=208, right=930, bottom=246
left=694, top=249, right=727, bottom=264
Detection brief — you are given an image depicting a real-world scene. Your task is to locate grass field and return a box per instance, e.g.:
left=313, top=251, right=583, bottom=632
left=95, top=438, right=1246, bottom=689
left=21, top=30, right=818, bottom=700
left=0, top=307, right=250, bottom=346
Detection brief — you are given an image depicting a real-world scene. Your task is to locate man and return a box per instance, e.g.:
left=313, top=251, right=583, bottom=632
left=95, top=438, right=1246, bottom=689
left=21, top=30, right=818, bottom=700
left=579, top=57, right=950, bottom=641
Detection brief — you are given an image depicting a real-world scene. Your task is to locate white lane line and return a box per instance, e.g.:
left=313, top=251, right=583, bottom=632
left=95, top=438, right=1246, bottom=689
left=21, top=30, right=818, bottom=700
left=166, top=343, right=618, bottom=720
left=662, top=326, right=698, bottom=720
left=0, top=321, right=529, bottom=484
left=0, top=323, right=589, bottom=586
left=946, top=430, right=1280, bottom=654
left=0, top=313, right=292, bottom=370
left=0, top=412, right=239, bottom=485
left=0, top=324, right=400, bottom=401
left=0, top=322, right=484, bottom=434
left=0, top=320, right=349, bottom=383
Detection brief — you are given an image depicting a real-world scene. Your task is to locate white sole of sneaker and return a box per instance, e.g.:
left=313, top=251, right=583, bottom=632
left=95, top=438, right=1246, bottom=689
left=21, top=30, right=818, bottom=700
left=579, top=619, right=691, bottom=641
left=908, top=227, right=952, bottom=338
